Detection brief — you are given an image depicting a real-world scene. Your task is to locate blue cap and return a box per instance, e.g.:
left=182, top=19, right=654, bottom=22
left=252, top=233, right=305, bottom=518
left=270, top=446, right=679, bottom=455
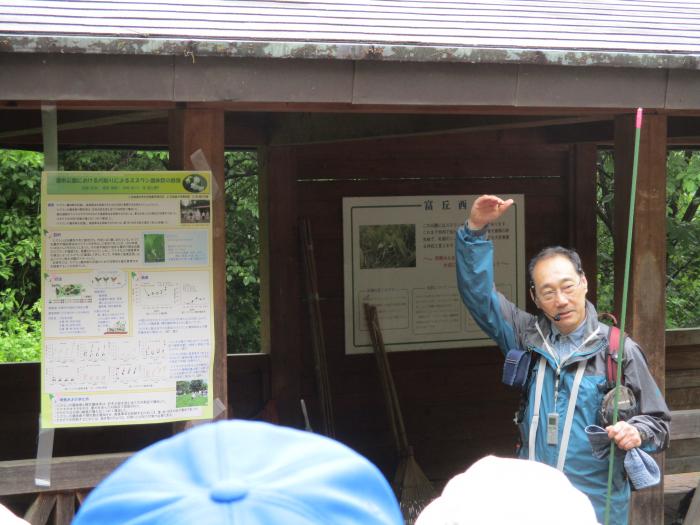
left=73, top=420, right=403, bottom=525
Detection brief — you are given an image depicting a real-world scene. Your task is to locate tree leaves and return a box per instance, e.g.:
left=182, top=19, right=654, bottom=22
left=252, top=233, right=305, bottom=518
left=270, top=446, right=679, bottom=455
left=597, top=149, right=700, bottom=328
left=0, top=149, right=42, bottom=361
left=224, top=151, right=260, bottom=353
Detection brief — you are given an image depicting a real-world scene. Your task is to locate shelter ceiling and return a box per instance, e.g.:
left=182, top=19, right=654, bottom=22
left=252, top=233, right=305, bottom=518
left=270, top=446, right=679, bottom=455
left=3, top=109, right=700, bottom=149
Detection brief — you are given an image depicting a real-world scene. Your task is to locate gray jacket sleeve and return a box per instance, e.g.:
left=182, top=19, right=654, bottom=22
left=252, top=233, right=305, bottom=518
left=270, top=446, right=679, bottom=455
left=622, top=338, right=671, bottom=453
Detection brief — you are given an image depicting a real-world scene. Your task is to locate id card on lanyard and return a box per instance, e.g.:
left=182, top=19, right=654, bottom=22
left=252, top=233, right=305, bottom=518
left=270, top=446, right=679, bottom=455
left=533, top=322, right=599, bottom=469
left=547, top=413, right=559, bottom=445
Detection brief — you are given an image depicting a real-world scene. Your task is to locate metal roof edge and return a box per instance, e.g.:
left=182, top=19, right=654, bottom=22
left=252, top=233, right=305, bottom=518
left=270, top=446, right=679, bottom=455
left=1, top=35, right=700, bottom=70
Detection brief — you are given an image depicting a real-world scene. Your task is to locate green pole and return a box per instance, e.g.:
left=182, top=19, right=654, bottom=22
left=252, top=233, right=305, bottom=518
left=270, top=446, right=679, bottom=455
left=604, top=108, right=643, bottom=525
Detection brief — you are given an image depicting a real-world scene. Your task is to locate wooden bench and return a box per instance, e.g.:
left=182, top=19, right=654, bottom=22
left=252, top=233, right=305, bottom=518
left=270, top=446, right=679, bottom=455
left=0, top=452, right=132, bottom=525
left=665, top=409, right=700, bottom=524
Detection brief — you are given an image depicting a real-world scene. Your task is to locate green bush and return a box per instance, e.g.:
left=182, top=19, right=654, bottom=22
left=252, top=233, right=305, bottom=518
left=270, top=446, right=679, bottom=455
left=0, top=149, right=43, bottom=362
left=0, top=302, right=41, bottom=362
left=224, top=151, right=261, bottom=353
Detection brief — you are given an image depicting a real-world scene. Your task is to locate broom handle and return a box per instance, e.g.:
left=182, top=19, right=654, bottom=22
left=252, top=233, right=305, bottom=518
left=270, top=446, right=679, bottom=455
left=300, top=218, right=335, bottom=437
left=380, top=333, right=411, bottom=455
left=364, top=304, right=402, bottom=454
left=364, top=304, right=411, bottom=456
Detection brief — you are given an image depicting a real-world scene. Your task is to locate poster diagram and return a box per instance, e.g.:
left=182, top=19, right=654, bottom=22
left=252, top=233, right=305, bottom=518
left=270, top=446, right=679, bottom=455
left=343, top=194, right=525, bottom=354
left=41, top=172, right=215, bottom=428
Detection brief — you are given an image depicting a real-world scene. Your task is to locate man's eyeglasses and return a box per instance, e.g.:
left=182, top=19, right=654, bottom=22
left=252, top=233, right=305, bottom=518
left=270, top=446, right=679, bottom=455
left=532, top=277, right=583, bottom=304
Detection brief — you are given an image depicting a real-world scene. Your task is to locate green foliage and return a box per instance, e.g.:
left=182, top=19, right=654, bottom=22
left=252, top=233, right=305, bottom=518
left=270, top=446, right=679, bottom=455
left=189, top=379, right=207, bottom=392
left=224, top=151, right=261, bottom=353
left=359, top=224, right=417, bottom=269
left=1, top=148, right=262, bottom=361
left=0, top=291, right=42, bottom=363
left=175, top=392, right=208, bottom=407
left=143, top=233, right=166, bottom=263
left=0, top=150, right=43, bottom=362
left=597, top=149, right=700, bottom=328
left=59, top=150, right=169, bottom=171
left=596, top=151, right=615, bottom=317
left=176, top=379, right=207, bottom=395
left=665, top=151, right=700, bottom=327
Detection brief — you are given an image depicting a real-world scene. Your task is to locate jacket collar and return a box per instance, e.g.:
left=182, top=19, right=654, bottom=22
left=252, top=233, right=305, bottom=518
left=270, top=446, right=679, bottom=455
left=532, top=301, right=606, bottom=365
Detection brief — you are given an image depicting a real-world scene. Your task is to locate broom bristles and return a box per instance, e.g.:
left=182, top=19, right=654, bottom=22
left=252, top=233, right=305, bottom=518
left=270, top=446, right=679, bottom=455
left=398, top=455, right=436, bottom=525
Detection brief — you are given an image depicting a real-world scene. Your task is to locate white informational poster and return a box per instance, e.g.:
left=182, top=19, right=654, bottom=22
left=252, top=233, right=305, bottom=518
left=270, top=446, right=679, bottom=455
left=343, top=194, right=525, bottom=354
left=40, top=171, right=215, bottom=428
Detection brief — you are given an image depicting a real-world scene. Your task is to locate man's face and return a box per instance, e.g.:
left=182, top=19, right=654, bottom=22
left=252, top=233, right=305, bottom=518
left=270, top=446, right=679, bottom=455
left=531, top=255, right=588, bottom=335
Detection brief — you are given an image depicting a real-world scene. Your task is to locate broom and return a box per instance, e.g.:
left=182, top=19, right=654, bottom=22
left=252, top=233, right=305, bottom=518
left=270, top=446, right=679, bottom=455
left=299, top=218, right=335, bottom=438
left=364, top=303, right=436, bottom=524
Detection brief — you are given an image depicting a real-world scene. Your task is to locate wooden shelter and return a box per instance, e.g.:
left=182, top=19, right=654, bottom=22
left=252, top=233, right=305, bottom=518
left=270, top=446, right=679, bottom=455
left=2, top=1, right=700, bottom=523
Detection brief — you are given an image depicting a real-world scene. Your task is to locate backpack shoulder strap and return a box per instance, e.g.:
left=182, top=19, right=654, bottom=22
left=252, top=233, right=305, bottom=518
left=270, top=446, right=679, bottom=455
left=606, top=325, right=623, bottom=386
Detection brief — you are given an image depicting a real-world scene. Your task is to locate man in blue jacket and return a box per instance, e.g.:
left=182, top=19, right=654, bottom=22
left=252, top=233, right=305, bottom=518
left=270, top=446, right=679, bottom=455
left=456, top=194, right=670, bottom=524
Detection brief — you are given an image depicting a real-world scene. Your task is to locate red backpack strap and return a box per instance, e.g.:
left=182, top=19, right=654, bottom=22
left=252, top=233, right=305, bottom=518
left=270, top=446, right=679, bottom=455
left=607, top=325, right=622, bottom=386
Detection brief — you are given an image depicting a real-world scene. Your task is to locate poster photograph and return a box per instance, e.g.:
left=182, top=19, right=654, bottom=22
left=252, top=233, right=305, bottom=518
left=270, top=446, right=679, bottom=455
left=343, top=194, right=525, bottom=354
left=40, top=171, right=215, bottom=428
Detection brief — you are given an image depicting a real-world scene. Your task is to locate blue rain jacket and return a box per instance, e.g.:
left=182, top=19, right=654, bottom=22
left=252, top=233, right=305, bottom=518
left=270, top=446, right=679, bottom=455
left=456, top=226, right=670, bottom=525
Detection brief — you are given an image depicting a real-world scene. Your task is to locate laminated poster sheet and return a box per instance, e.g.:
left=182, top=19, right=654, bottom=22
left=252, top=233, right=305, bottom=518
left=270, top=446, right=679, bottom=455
left=40, top=171, right=215, bottom=428
left=343, top=194, right=525, bottom=354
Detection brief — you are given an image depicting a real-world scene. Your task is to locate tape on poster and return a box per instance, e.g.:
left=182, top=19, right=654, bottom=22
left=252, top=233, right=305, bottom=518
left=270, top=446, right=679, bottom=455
left=34, top=419, right=55, bottom=487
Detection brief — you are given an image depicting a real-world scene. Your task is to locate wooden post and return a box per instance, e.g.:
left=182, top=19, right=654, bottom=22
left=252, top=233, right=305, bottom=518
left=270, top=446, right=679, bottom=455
left=259, top=146, right=302, bottom=427
left=569, top=143, right=598, bottom=303
left=168, top=108, right=228, bottom=427
left=614, top=112, right=667, bottom=525
left=24, top=493, right=56, bottom=524
left=55, top=492, right=75, bottom=525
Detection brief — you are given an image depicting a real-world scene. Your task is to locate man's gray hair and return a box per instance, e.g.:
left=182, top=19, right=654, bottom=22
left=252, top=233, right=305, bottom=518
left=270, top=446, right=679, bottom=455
left=528, top=246, right=584, bottom=288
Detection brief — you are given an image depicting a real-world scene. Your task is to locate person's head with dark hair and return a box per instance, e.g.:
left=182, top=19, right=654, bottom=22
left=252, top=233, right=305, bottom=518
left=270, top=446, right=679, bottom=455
left=528, top=246, right=584, bottom=285
left=73, top=420, right=403, bottom=525
left=528, top=246, right=588, bottom=334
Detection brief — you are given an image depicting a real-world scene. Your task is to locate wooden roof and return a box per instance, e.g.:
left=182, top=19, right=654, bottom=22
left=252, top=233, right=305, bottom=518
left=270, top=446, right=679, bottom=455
left=3, top=1, right=700, bottom=110
left=2, top=0, right=700, bottom=55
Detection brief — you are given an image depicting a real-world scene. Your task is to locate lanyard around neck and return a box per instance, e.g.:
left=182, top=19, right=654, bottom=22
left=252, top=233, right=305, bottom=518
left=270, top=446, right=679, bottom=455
left=529, top=323, right=599, bottom=471
left=536, top=322, right=598, bottom=367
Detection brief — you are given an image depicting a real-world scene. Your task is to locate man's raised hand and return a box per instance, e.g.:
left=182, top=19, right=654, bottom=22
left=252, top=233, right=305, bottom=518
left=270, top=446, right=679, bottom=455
left=468, top=195, right=514, bottom=230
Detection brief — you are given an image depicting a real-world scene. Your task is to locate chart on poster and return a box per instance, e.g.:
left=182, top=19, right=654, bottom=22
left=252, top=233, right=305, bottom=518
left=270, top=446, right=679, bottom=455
left=343, top=194, right=525, bottom=354
left=41, top=171, right=215, bottom=428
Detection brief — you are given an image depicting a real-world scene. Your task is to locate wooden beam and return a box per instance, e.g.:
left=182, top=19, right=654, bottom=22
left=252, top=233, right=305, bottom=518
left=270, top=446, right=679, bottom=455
left=261, top=146, right=302, bottom=427
left=258, top=148, right=271, bottom=357
left=568, top=143, right=598, bottom=302
left=666, top=328, right=700, bottom=347
left=268, top=113, right=610, bottom=146
left=54, top=493, right=75, bottom=525
left=24, top=493, right=56, bottom=525
left=685, top=478, right=700, bottom=525
left=0, top=110, right=266, bottom=149
left=169, top=108, right=228, bottom=427
left=184, top=103, right=690, bottom=117
left=0, top=453, right=132, bottom=496
left=670, top=409, right=700, bottom=441
left=7, top=97, right=700, bottom=117
left=541, top=116, right=700, bottom=146
left=0, top=110, right=166, bottom=140
left=614, top=112, right=668, bottom=525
